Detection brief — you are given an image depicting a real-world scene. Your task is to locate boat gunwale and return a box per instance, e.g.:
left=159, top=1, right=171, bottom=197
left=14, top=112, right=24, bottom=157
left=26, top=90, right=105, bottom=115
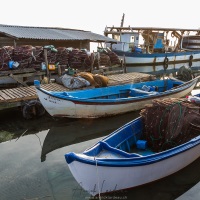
left=112, top=49, right=200, bottom=57
left=36, top=78, right=198, bottom=105
left=65, top=116, right=200, bottom=167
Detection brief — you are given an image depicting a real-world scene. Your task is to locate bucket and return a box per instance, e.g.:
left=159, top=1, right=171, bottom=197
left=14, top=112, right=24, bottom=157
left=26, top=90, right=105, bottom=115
left=41, top=62, right=46, bottom=70
left=136, top=140, right=147, bottom=150
left=34, top=80, right=40, bottom=88
left=48, top=64, right=56, bottom=70
left=8, top=61, right=14, bottom=69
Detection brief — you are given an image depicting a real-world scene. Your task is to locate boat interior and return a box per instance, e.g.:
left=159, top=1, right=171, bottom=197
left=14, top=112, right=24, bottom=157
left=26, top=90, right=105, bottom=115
left=83, top=118, right=154, bottom=159
left=51, top=79, right=183, bottom=100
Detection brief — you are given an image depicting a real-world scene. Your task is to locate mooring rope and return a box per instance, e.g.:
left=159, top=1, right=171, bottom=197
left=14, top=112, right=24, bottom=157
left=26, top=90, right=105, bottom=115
left=94, top=157, right=101, bottom=200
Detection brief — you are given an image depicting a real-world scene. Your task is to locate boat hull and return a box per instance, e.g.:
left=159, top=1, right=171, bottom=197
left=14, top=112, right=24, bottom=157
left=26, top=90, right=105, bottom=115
left=67, top=143, right=200, bottom=196
left=113, top=50, right=200, bottom=73
left=36, top=79, right=197, bottom=118
left=125, top=62, right=200, bottom=74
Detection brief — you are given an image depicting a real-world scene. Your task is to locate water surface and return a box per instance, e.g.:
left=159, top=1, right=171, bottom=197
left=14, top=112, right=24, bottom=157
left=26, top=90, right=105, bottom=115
left=0, top=109, right=200, bottom=200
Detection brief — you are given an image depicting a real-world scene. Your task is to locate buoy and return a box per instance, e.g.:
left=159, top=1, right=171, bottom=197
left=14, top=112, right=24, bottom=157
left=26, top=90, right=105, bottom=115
left=189, top=55, right=193, bottom=67
left=163, top=57, right=169, bottom=70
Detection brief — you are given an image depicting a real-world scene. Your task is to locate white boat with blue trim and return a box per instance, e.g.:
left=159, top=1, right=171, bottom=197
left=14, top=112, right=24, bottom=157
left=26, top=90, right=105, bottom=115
left=65, top=98, right=200, bottom=196
left=34, top=76, right=198, bottom=118
left=104, top=17, right=200, bottom=74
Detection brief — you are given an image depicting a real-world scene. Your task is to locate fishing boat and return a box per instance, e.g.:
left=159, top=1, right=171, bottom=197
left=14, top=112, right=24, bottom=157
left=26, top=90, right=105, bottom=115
left=34, top=76, right=198, bottom=118
left=65, top=98, right=200, bottom=196
left=104, top=15, right=200, bottom=74
left=181, top=35, right=200, bottom=50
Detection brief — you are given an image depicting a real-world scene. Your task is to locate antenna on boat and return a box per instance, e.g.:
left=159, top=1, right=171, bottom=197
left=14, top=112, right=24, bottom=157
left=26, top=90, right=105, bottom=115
left=120, top=13, right=125, bottom=27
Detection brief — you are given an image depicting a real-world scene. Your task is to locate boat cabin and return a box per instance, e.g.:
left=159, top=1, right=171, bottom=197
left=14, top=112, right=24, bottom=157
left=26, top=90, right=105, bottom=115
left=104, top=26, right=200, bottom=53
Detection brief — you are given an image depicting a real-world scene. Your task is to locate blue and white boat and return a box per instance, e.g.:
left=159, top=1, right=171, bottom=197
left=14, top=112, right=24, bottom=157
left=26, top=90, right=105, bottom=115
left=65, top=100, right=200, bottom=196
left=104, top=25, right=200, bottom=74
left=34, top=77, right=198, bottom=118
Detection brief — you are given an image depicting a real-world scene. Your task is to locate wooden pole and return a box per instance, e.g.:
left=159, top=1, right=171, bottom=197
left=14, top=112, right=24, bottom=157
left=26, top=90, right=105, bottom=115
left=13, top=40, right=16, bottom=48
left=44, top=48, right=50, bottom=83
left=58, top=65, right=61, bottom=76
left=123, top=54, right=127, bottom=73
left=97, top=52, right=100, bottom=70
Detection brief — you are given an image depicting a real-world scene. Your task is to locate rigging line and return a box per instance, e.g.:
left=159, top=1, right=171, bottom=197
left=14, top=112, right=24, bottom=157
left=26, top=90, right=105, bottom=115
left=15, top=129, right=28, bottom=142
left=35, top=133, right=42, bottom=150
left=94, top=157, right=101, bottom=200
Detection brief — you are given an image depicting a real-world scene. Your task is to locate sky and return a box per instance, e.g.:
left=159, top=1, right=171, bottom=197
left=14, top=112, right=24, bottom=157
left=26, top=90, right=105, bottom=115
left=1, top=0, right=200, bottom=36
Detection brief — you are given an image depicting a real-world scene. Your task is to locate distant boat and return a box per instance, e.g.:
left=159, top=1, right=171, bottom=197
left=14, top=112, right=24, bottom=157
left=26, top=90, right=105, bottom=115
left=65, top=98, right=200, bottom=196
left=181, top=35, right=200, bottom=50
left=34, top=76, right=199, bottom=118
left=104, top=22, right=200, bottom=74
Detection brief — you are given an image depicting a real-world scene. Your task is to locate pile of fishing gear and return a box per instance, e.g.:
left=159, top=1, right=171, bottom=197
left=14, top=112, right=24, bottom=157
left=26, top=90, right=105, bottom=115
left=0, top=45, right=121, bottom=71
left=31, top=46, right=44, bottom=66
left=67, top=48, right=92, bottom=70
left=13, top=45, right=36, bottom=68
left=140, top=98, right=200, bottom=152
left=55, top=47, right=69, bottom=65
left=0, top=46, right=14, bottom=70
left=176, top=65, right=193, bottom=81
left=94, top=47, right=121, bottom=67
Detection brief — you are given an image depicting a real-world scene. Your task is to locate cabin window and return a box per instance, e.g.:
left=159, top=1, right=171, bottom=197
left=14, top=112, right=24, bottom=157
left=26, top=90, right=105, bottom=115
left=113, top=34, right=120, bottom=41
left=130, top=36, right=135, bottom=43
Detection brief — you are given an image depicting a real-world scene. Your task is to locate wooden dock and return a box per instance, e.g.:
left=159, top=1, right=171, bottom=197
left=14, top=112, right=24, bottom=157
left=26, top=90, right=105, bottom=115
left=0, top=72, right=156, bottom=116
left=0, top=83, right=68, bottom=110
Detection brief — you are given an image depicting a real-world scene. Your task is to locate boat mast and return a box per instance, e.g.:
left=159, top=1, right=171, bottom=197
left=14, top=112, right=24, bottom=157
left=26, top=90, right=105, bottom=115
left=120, top=13, right=125, bottom=27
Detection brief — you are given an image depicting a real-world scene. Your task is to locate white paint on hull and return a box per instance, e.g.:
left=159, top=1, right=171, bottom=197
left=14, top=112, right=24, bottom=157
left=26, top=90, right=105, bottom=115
left=68, top=144, right=200, bottom=196
left=121, top=53, right=197, bottom=65
left=36, top=82, right=196, bottom=118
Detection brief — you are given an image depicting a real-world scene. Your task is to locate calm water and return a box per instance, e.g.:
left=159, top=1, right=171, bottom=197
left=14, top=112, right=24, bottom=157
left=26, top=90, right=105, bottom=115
left=0, top=108, right=200, bottom=200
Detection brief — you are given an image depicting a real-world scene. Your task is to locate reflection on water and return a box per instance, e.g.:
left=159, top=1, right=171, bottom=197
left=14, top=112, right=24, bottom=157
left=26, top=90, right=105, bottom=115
left=0, top=110, right=200, bottom=200
left=41, top=111, right=140, bottom=162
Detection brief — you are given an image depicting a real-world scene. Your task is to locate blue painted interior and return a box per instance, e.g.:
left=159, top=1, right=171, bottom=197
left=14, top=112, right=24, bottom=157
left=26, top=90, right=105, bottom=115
left=65, top=117, right=200, bottom=166
left=84, top=117, right=144, bottom=157
left=49, top=79, right=184, bottom=100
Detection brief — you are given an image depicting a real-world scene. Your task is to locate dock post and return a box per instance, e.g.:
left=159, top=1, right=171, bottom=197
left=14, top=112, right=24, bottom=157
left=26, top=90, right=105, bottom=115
left=44, top=48, right=50, bottom=83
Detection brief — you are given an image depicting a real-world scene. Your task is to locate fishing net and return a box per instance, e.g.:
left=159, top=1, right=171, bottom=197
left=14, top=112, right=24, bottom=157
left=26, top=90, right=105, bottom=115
left=140, top=98, right=200, bottom=152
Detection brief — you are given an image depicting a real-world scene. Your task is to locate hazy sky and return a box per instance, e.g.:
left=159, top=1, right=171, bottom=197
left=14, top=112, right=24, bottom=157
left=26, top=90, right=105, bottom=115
left=1, top=0, right=200, bottom=36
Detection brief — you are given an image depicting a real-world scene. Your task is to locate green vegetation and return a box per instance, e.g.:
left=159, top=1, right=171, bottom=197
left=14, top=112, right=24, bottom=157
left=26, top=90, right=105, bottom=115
left=0, top=131, right=14, bottom=142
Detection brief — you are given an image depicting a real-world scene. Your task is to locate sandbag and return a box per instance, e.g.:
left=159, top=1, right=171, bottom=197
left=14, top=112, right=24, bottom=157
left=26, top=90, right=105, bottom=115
left=77, top=72, right=97, bottom=87
left=61, top=74, right=90, bottom=89
left=93, top=74, right=109, bottom=87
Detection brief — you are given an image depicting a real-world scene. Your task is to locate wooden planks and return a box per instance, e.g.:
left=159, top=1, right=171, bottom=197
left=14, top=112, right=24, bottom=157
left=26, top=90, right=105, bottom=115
left=108, top=72, right=156, bottom=85
left=0, top=83, right=68, bottom=104
left=41, top=83, right=68, bottom=91
left=0, top=72, right=156, bottom=110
